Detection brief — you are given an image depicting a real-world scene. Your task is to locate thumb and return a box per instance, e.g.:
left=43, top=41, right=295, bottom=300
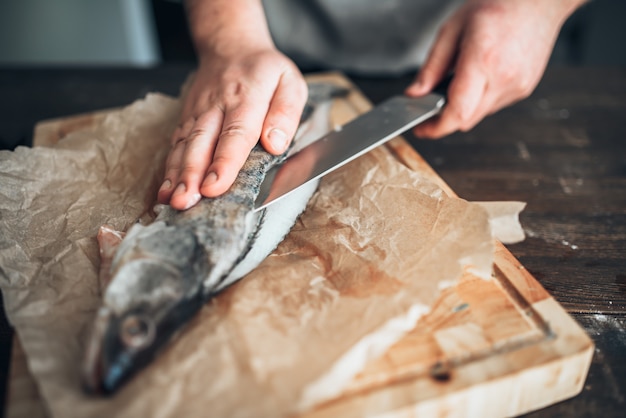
left=260, top=71, right=308, bottom=155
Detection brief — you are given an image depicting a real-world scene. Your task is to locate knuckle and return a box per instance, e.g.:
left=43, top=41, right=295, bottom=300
left=174, top=136, right=192, bottom=147
left=219, top=124, right=248, bottom=140
left=459, top=122, right=473, bottom=132
left=186, top=128, right=207, bottom=142
left=171, top=135, right=183, bottom=146
left=458, top=111, right=482, bottom=132
left=224, top=81, right=246, bottom=100
left=477, top=39, right=499, bottom=68
left=517, top=78, right=535, bottom=98
left=210, top=155, right=233, bottom=166
left=499, top=65, right=518, bottom=84
left=222, top=81, right=261, bottom=107
left=218, top=124, right=258, bottom=148
left=179, top=162, right=203, bottom=179
left=269, top=106, right=297, bottom=127
left=171, top=127, right=187, bottom=145
left=179, top=165, right=195, bottom=175
left=460, top=113, right=476, bottom=131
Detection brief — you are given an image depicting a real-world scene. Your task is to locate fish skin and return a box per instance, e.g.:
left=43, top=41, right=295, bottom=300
left=83, top=83, right=348, bottom=394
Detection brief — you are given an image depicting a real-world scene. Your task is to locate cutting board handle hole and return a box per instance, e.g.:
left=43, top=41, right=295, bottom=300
left=430, top=362, right=452, bottom=382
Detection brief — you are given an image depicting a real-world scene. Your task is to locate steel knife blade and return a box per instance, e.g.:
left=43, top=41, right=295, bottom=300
left=254, top=90, right=446, bottom=211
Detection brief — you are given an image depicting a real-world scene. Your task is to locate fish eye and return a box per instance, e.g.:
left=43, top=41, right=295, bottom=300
left=120, top=315, right=155, bottom=349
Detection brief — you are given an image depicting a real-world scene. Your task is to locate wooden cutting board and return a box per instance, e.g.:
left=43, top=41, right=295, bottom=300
left=7, top=72, right=593, bottom=418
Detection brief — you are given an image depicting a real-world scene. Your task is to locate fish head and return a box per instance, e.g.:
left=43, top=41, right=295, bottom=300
left=83, top=224, right=207, bottom=394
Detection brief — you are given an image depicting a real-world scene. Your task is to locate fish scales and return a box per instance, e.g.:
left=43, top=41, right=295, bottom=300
left=84, top=83, right=348, bottom=394
left=152, top=144, right=279, bottom=293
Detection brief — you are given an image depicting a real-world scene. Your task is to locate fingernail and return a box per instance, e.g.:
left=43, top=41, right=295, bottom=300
left=159, top=179, right=172, bottom=192
left=268, top=128, right=288, bottom=151
left=202, top=171, right=218, bottom=189
left=183, top=193, right=202, bottom=210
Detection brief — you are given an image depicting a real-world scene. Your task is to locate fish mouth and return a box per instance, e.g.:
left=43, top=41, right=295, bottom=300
left=81, top=294, right=203, bottom=395
left=82, top=307, right=112, bottom=394
left=82, top=307, right=150, bottom=395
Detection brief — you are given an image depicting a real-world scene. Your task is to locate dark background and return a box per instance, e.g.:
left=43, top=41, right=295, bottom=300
left=149, top=0, right=626, bottom=66
left=1, top=0, right=626, bottom=151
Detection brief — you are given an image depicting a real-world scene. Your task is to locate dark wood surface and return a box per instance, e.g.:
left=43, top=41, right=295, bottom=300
left=0, top=66, right=624, bottom=417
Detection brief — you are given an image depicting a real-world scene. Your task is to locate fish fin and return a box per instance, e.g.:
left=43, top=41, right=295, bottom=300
left=97, top=225, right=126, bottom=292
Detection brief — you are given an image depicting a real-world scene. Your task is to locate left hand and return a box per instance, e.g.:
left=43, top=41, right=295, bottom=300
left=406, top=0, right=583, bottom=138
left=157, top=49, right=307, bottom=210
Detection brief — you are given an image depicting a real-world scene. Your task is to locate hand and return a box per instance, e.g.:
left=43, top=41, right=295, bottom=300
left=158, top=48, right=307, bottom=210
left=406, top=0, right=582, bottom=138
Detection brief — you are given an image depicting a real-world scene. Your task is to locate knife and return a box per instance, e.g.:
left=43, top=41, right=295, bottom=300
left=254, top=79, right=450, bottom=211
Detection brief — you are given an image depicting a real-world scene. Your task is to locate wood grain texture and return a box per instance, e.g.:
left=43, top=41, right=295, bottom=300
left=351, top=69, right=626, bottom=318
left=350, top=68, right=626, bottom=417
left=299, top=73, right=593, bottom=418
left=7, top=71, right=594, bottom=418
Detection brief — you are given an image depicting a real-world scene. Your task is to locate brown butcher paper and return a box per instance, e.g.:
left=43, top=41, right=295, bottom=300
left=0, top=89, right=524, bottom=417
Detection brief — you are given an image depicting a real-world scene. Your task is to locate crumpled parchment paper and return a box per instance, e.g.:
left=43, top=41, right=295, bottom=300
left=0, top=91, right=524, bottom=418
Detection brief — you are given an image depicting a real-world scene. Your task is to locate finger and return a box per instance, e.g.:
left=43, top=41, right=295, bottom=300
left=173, top=117, right=196, bottom=146
left=158, top=116, right=196, bottom=204
left=260, top=71, right=308, bottom=155
left=170, top=108, right=224, bottom=210
left=169, top=125, right=182, bottom=147
left=413, top=79, right=486, bottom=138
left=491, top=87, right=524, bottom=114
left=453, top=87, right=514, bottom=134
left=413, top=64, right=487, bottom=138
left=200, top=100, right=270, bottom=197
left=157, top=140, right=185, bottom=204
left=406, top=14, right=464, bottom=96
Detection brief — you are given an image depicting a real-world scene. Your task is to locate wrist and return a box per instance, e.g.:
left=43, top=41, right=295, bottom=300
left=185, top=0, right=276, bottom=61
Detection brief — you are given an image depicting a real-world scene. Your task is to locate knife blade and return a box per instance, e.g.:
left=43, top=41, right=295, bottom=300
left=254, top=89, right=446, bottom=211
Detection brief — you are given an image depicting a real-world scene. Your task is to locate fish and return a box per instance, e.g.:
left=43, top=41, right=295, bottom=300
left=82, top=83, right=348, bottom=394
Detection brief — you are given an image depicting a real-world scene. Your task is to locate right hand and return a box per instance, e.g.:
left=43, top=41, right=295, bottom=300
left=157, top=48, right=307, bottom=210
left=406, top=0, right=583, bottom=138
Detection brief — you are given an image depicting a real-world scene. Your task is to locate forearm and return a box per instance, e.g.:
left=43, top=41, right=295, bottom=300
left=184, top=0, right=275, bottom=60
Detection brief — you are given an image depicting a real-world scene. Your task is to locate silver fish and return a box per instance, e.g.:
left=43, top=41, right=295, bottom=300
left=82, top=83, right=347, bottom=394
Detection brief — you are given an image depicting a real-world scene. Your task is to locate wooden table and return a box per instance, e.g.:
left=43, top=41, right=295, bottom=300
left=0, top=66, right=624, bottom=417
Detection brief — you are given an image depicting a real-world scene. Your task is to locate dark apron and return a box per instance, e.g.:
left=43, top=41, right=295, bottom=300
left=262, top=0, right=462, bottom=75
